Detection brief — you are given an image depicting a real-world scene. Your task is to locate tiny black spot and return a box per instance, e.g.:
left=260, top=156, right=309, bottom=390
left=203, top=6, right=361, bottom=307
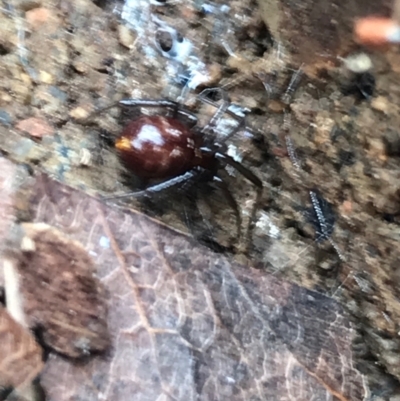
left=383, top=130, right=400, bottom=157
left=270, top=176, right=282, bottom=187
left=330, top=126, right=347, bottom=142
left=338, top=149, right=355, bottom=166
left=176, top=69, right=190, bottom=87
left=91, top=0, right=108, bottom=8
left=102, top=57, right=114, bottom=67
left=342, top=72, right=375, bottom=100
left=382, top=213, right=396, bottom=223
left=202, top=88, right=223, bottom=102
left=0, top=43, right=10, bottom=56
left=65, top=25, right=75, bottom=34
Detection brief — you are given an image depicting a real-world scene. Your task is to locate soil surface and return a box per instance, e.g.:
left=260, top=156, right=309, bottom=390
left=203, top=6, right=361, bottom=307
left=1, top=0, right=400, bottom=398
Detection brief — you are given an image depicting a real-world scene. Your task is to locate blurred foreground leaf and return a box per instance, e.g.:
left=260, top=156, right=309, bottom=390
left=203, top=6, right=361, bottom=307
left=0, top=158, right=368, bottom=401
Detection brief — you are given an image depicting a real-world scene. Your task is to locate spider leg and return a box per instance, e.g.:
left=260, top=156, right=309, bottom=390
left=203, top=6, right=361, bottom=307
left=281, top=64, right=304, bottom=105
left=198, top=88, right=251, bottom=145
left=101, top=170, right=201, bottom=200
left=212, top=176, right=242, bottom=243
left=82, top=99, right=198, bottom=126
left=118, top=99, right=180, bottom=108
left=215, top=153, right=262, bottom=188
left=81, top=101, right=122, bottom=124
left=221, top=116, right=246, bottom=144
left=198, top=88, right=230, bottom=136
left=216, top=152, right=263, bottom=251
left=198, top=88, right=246, bottom=123
left=119, top=99, right=198, bottom=126
left=194, top=197, right=218, bottom=243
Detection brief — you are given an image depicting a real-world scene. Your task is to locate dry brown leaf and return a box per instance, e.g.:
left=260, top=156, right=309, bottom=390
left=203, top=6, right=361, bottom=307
left=18, top=173, right=367, bottom=401
left=0, top=305, right=43, bottom=391
left=0, top=157, right=369, bottom=401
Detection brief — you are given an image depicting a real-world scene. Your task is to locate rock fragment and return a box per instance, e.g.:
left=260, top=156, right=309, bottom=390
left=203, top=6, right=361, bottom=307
left=16, top=117, right=54, bottom=138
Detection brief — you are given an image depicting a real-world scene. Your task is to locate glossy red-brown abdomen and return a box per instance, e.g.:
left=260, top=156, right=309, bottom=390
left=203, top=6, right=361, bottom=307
left=116, top=115, right=200, bottom=179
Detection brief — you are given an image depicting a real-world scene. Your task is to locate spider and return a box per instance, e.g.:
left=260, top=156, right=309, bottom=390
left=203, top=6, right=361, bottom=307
left=85, top=88, right=263, bottom=248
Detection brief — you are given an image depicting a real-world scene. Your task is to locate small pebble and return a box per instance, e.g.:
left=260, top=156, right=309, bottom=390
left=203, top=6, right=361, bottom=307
left=12, top=137, right=35, bottom=157
left=0, top=110, right=12, bottom=126
left=26, top=8, right=52, bottom=29
left=13, top=0, right=41, bottom=11
left=48, top=86, right=67, bottom=103
left=383, top=130, right=400, bottom=156
left=206, top=63, right=222, bottom=85
left=371, top=96, right=390, bottom=114
left=267, top=99, right=286, bottom=113
left=79, top=149, right=92, bottom=166
left=20, top=73, right=32, bottom=86
left=340, top=53, right=372, bottom=73
left=314, top=115, right=335, bottom=146
left=366, top=137, right=387, bottom=162
left=39, top=70, right=54, bottom=84
left=340, top=200, right=353, bottom=215
left=118, top=25, right=136, bottom=49
left=0, top=93, right=12, bottom=104
left=69, top=107, right=90, bottom=120
left=72, top=61, right=88, bottom=74
left=16, top=117, right=54, bottom=138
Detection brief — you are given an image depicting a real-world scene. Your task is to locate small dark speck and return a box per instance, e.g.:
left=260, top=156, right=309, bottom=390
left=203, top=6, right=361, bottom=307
left=338, top=149, right=355, bottom=166
left=383, top=130, right=400, bottom=157
left=349, top=106, right=359, bottom=116
left=0, top=286, right=4, bottom=304
left=383, top=213, right=396, bottom=223
left=330, top=126, right=347, bottom=142
left=102, top=57, right=114, bottom=67
left=177, top=69, right=190, bottom=87
left=0, top=43, right=10, bottom=56
left=0, top=109, right=12, bottom=126
left=366, top=244, right=380, bottom=258
left=341, top=72, right=375, bottom=101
